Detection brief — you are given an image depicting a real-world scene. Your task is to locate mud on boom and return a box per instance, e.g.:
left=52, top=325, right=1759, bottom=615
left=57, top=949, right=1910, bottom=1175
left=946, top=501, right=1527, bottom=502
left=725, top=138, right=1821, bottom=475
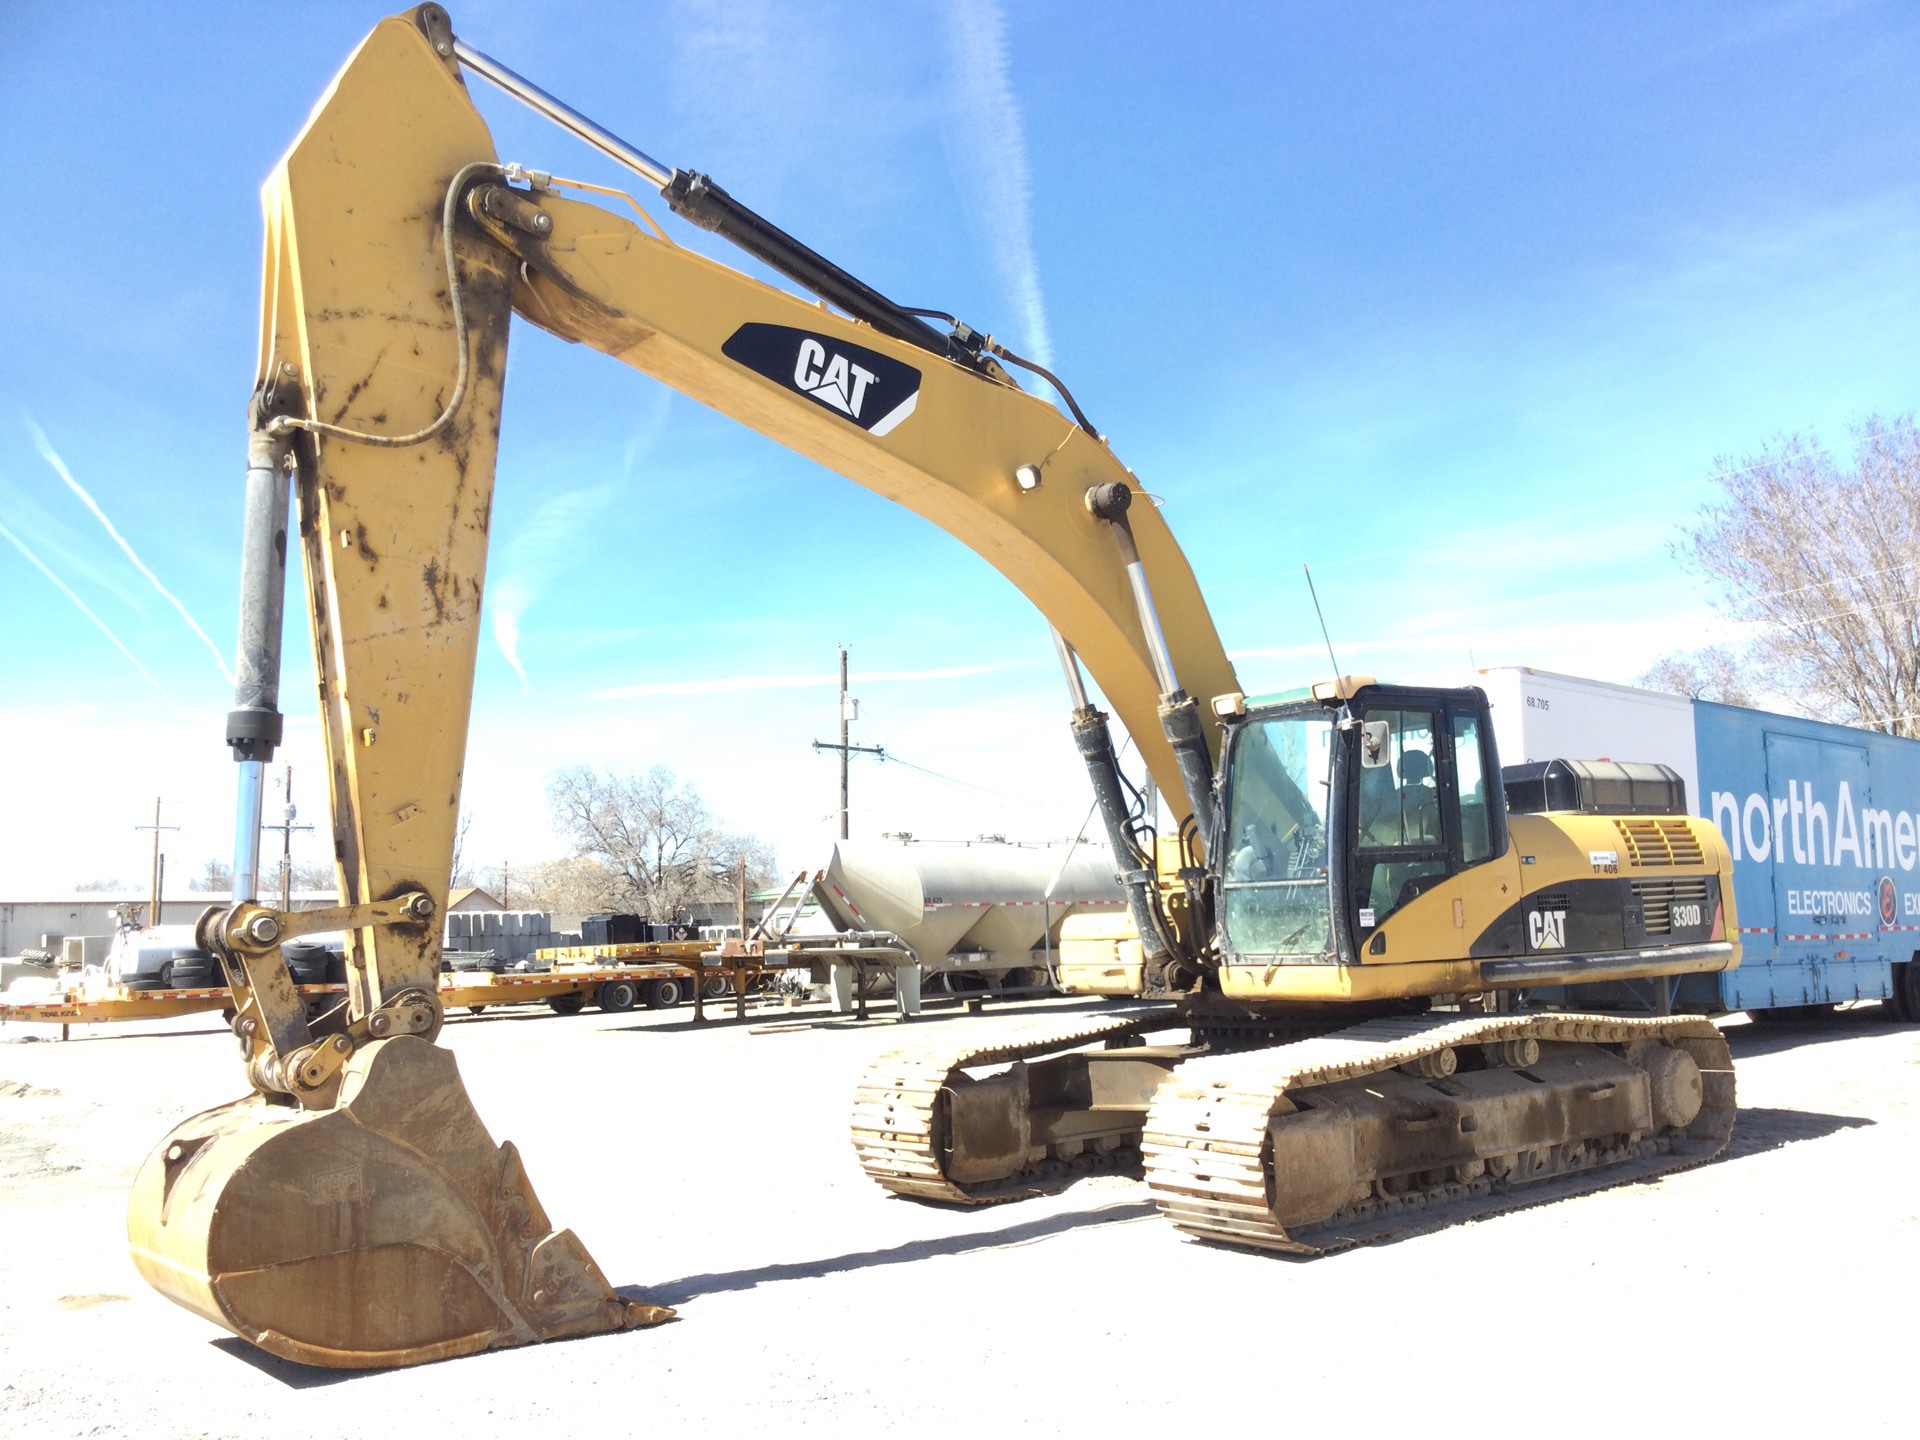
left=131, top=5, right=1738, bottom=1369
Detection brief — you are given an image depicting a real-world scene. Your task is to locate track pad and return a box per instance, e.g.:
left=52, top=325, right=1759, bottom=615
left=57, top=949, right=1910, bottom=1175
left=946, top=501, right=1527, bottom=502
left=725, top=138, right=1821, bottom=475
left=943, top=1066, right=1031, bottom=1185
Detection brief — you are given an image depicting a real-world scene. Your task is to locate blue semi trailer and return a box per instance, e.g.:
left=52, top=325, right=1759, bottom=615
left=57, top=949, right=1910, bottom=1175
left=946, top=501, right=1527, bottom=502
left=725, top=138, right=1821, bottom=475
left=1477, top=666, right=1920, bottom=1020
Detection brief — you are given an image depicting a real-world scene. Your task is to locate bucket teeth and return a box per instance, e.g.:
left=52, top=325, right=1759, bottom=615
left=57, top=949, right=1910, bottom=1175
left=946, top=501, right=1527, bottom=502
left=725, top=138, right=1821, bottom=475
left=128, top=1035, right=668, bottom=1368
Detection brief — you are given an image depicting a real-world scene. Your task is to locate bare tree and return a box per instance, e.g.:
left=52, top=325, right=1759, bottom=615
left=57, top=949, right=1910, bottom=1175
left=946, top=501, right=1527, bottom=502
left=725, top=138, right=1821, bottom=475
left=75, top=876, right=127, bottom=893
left=290, top=860, right=336, bottom=893
left=1637, top=645, right=1755, bottom=707
left=189, top=859, right=234, bottom=893
left=547, top=764, right=777, bottom=915
left=519, top=856, right=627, bottom=916
left=1677, top=414, right=1920, bottom=735
left=450, top=809, right=474, bottom=888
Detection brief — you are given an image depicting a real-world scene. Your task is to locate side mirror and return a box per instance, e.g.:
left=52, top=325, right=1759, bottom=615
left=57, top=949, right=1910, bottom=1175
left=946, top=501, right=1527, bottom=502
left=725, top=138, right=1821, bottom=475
left=1360, top=719, right=1392, bottom=768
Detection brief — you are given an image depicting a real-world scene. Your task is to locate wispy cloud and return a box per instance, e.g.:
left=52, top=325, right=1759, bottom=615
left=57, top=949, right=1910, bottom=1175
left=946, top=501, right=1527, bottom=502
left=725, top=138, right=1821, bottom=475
left=591, top=663, right=996, bottom=701
left=0, top=517, right=171, bottom=700
left=1645, top=0, right=1876, bottom=75
left=28, top=417, right=233, bottom=684
left=490, top=485, right=616, bottom=689
left=943, top=0, right=1052, bottom=367
left=491, top=402, right=677, bottom=688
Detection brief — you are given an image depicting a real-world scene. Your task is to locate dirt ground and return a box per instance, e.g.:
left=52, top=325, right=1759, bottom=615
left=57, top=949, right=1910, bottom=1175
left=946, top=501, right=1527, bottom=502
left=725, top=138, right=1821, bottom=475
left=2, top=994, right=1913, bottom=1437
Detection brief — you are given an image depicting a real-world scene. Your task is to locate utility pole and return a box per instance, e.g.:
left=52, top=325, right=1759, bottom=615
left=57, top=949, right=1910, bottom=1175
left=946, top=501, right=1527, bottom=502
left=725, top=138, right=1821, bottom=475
left=133, top=798, right=178, bottom=926
left=838, top=647, right=851, bottom=839
left=261, top=765, right=315, bottom=913
left=812, top=647, right=884, bottom=839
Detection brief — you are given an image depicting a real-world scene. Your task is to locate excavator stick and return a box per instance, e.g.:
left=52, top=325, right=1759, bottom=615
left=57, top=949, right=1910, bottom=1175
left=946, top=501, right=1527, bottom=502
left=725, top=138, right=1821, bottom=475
left=123, top=9, right=666, bottom=1366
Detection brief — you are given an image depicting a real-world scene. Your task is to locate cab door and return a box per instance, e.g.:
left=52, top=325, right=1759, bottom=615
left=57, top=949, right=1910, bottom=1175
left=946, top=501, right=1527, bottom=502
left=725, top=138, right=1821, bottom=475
left=1348, top=693, right=1509, bottom=958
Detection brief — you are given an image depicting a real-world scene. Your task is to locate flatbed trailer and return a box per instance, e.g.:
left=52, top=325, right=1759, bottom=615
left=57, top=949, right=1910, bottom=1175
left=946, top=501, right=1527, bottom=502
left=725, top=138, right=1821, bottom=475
left=1, top=953, right=787, bottom=1036
left=534, top=940, right=786, bottom=1006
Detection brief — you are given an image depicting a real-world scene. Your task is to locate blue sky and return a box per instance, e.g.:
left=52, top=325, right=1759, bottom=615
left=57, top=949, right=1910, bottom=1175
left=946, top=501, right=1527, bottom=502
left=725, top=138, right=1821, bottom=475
left=3, top=0, right=1917, bottom=896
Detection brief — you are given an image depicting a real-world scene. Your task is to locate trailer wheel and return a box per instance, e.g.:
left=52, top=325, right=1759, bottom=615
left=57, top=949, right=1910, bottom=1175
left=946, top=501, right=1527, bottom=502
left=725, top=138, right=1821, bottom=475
left=644, top=977, right=684, bottom=1009
left=597, top=979, right=640, bottom=1013
left=701, top=976, right=729, bottom=1000
left=547, top=994, right=588, bottom=1015
left=468, top=1005, right=488, bottom=1016
left=1891, top=961, right=1919, bottom=1023
left=1000, top=967, right=1031, bottom=993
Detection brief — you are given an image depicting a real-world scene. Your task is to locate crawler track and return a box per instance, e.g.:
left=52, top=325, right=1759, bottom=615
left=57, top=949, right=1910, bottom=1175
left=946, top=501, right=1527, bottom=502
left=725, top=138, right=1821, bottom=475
left=850, top=1010, right=1177, bottom=1203
left=1143, top=1012, right=1735, bottom=1254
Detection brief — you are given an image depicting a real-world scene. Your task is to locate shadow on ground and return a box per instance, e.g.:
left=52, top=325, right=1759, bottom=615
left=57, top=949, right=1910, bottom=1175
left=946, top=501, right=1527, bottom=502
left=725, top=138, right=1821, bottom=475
left=633, top=1199, right=1160, bottom=1307
left=3, top=1023, right=231, bottom=1045
left=1724, top=1007, right=1910, bottom=1059
left=211, top=1336, right=364, bottom=1388
left=1724, top=1104, right=1873, bottom=1159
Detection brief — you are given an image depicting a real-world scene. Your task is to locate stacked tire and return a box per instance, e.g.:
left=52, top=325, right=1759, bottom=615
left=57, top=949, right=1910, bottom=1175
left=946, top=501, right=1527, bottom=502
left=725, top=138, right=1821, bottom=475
left=141, top=949, right=219, bottom=991
left=282, top=941, right=334, bottom=987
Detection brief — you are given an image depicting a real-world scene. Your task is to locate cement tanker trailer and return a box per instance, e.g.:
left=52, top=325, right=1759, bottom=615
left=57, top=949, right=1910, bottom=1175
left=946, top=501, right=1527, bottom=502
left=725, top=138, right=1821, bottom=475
left=785, top=838, right=1126, bottom=1004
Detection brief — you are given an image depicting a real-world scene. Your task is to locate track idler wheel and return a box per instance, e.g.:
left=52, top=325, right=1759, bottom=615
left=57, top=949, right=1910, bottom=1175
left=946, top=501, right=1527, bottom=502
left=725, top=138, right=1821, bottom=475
left=127, top=1035, right=670, bottom=1368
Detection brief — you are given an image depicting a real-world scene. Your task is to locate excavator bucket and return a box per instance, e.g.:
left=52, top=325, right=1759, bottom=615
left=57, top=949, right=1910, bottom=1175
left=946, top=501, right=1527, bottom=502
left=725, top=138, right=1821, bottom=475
left=128, top=1035, right=670, bottom=1368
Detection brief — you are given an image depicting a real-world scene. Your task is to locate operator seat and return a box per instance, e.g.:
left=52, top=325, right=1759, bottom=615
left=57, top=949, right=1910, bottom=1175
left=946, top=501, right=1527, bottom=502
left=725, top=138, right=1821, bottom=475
left=1397, top=749, right=1439, bottom=843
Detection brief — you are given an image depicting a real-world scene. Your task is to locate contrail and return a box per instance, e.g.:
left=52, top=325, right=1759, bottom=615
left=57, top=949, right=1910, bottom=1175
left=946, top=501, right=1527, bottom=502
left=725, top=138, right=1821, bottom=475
left=490, top=414, right=667, bottom=690
left=945, top=0, right=1053, bottom=368
left=0, top=516, right=171, bottom=698
left=28, top=417, right=234, bottom=684
left=490, top=484, right=618, bottom=691
left=491, top=578, right=535, bottom=690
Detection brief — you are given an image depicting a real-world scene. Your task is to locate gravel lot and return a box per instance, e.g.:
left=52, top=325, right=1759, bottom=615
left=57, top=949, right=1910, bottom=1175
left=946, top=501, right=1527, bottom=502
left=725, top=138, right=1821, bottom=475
left=2, top=995, right=1913, bottom=1437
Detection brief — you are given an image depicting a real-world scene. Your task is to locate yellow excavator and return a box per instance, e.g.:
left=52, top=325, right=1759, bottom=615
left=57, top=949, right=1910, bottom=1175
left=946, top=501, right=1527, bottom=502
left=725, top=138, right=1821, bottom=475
left=128, top=6, right=1740, bottom=1368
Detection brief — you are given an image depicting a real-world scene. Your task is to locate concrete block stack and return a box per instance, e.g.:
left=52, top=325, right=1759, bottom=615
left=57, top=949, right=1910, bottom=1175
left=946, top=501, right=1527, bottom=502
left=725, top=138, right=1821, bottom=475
left=444, top=910, right=575, bottom=961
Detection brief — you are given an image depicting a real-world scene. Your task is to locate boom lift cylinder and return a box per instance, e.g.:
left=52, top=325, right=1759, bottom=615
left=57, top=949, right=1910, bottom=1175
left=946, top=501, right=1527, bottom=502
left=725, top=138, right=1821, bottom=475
left=1052, top=628, right=1186, bottom=975
left=1085, top=483, right=1218, bottom=842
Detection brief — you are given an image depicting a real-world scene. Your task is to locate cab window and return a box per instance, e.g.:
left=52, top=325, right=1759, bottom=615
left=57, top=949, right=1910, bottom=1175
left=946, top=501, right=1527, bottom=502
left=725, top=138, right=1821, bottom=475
left=1452, top=709, right=1493, bottom=865
left=1219, top=711, right=1335, bottom=959
left=1354, top=708, right=1447, bottom=928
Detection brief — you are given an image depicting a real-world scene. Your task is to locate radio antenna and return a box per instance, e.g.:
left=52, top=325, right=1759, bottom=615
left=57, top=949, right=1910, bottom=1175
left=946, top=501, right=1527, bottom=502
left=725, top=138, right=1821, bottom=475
left=1302, top=563, right=1344, bottom=685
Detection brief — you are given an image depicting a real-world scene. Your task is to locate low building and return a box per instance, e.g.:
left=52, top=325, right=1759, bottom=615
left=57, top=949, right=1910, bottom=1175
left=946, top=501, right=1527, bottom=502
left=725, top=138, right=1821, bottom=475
left=0, top=892, right=337, bottom=958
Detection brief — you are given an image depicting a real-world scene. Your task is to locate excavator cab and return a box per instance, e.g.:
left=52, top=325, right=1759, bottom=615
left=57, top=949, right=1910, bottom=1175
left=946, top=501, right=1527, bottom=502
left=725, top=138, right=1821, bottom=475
left=1217, top=683, right=1511, bottom=969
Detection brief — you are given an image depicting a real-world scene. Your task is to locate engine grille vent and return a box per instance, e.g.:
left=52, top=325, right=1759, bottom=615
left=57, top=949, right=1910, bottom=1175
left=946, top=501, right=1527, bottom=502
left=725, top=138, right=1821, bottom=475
left=1614, top=818, right=1705, bottom=868
left=1632, top=877, right=1710, bottom=935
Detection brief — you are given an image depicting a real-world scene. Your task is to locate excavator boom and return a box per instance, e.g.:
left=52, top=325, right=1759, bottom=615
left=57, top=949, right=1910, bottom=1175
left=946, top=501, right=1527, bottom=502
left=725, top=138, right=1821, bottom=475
left=129, top=5, right=1235, bottom=1367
